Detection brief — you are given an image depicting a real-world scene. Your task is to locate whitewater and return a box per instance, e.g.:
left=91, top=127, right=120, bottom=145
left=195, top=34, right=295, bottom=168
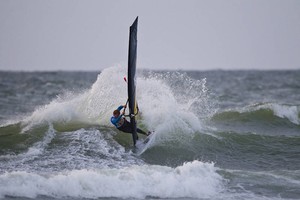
left=0, top=66, right=299, bottom=199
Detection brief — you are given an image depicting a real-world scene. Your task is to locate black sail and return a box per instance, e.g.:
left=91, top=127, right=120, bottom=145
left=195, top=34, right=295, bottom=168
left=127, top=17, right=138, bottom=146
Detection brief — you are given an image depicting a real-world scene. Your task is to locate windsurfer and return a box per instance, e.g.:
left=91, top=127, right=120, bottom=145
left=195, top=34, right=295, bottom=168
left=111, top=105, right=150, bottom=137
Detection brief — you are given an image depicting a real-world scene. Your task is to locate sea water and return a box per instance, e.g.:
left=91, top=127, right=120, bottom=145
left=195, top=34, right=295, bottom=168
left=0, top=66, right=299, bottom=199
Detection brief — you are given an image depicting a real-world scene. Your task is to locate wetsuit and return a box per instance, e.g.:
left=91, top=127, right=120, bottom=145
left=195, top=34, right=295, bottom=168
left=111, top=105, right=147, bottom=136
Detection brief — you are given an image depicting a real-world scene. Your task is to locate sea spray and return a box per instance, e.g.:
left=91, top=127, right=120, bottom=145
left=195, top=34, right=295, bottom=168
left=19, top=66, right=213, bottom=146
left=137, top=71, right=215, bottom=146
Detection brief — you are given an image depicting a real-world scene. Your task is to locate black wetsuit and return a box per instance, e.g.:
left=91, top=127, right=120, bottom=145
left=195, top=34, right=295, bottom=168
left=117, top=118, right=147, bottom=135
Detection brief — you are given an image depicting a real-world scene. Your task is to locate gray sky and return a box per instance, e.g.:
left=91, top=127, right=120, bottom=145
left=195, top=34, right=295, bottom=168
left=0, top=0, right=300, bottom=71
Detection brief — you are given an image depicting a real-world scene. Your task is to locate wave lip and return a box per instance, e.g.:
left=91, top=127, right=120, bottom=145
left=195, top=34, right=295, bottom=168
left=0, top=160, right=223, bottom=199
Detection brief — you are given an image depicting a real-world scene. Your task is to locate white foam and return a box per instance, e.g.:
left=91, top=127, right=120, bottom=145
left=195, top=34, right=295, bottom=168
left=0, top=160, right=224, bottom=199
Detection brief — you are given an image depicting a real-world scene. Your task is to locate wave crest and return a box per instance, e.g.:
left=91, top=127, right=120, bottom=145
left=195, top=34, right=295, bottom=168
left=212, top=103, right=300, bottom=125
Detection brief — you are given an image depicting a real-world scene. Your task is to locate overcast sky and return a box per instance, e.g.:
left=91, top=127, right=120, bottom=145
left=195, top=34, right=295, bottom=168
left=0, top=0, right=299, bottom=71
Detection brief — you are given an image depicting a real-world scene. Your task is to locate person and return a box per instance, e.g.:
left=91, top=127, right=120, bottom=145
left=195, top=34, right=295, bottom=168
left=111, top=105, right=150, bottom=137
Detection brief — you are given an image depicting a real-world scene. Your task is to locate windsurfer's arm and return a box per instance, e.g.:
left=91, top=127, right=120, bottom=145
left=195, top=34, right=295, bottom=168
left=117, top=105, right=127, bottom=115
left=117, top=105, right=124, bottom=111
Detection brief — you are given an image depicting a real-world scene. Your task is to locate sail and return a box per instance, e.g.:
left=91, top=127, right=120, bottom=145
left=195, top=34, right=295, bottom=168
left=127, top=17, right=138, bottom=146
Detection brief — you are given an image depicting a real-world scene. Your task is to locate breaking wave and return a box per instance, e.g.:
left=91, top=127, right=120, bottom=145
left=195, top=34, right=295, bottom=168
left=0, top=161, right=223, bottom=199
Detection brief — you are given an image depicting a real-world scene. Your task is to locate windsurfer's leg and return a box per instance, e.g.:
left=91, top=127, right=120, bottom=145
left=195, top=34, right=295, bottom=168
left=137, top=128, right=148, bottom=136
left=117, top=124, right=132, bottom=134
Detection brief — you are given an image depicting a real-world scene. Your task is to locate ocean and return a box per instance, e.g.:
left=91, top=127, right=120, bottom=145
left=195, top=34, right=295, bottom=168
left=0, top=66, right=299, bottom=199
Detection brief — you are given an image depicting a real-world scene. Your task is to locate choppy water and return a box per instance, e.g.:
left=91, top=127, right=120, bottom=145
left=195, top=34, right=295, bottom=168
left=0, top=67, right=299, bottom=199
